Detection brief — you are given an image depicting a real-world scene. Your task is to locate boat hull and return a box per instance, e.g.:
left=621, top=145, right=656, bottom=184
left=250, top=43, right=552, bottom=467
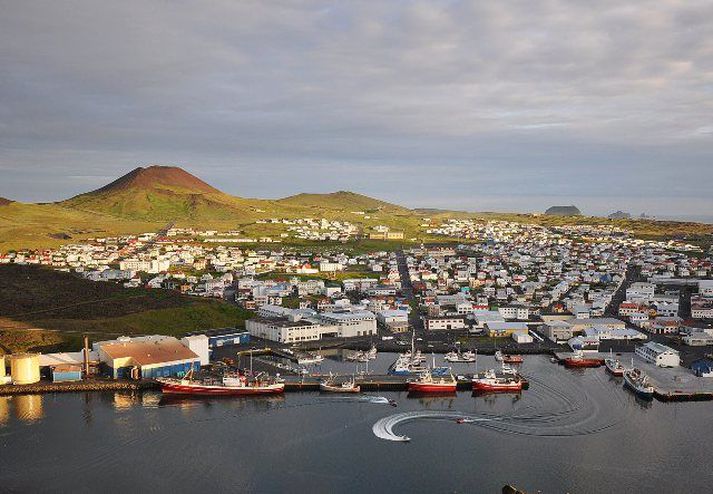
left=623, top=373, right=654, bottom=399
left=319, top=383, right=361, bottom=393
left=472, top=381, right=523, bottom=392
left=408, top=382, right=457, bottom=393
left=158, top=380, right=284, bottom=396
left=564, top=358, right=603, bottom=368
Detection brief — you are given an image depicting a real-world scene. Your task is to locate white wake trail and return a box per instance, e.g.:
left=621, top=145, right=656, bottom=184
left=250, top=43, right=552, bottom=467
left=372, top=411, right=495, bottom=442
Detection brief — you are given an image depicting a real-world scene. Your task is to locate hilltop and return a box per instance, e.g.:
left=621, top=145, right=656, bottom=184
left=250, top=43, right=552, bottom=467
left=0, top=197, right=13, bottom=206
left=278, top=190, right=409, bottom=213
left=545, top=205, right=582, bottom=216
left=78, top=165, right=221, bottom=195
left=62, top=165, right=268, bottom=222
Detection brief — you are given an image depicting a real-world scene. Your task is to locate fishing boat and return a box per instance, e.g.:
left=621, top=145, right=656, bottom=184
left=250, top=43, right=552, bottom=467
left=444, top=349, right=477, bottom=363
left=366, top=343, right=378, bottom=360
left=297, top=353, right=324, bottom=365
left=623, top=367, right=654, bottom=399
left=494, top=350, right=504, bottom=362
left=345, top=350, right=369, bottom=363
left=389, top=354, right=427, bottom=375
left=503, top=354, right=524, bottom=364
left=157, top=370, right=284, bottom=396
left=319, top=374, right=360, bottom=393
left=499, top=363, right=518, bottom=376
left=389, top=332, right=428, bottom=375
left=408, top=370, right=457, bottom=393
left=604, top=351, right=625, bottom=377
left=563, top=351, right=603, bottom=368
left=472, top=369, right=523, bottom=392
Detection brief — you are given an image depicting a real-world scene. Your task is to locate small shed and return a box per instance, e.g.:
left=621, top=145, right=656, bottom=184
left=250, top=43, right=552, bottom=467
left=691, top=358, right=713, bottom=378
left=52, top=364, right=83, bottom=382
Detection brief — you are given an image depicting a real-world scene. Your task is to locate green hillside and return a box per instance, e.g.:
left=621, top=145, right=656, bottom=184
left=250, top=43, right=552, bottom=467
left=0, top=200, right=163, bottom=251
left=278, top=190, right=409, bottom=213
left=0, top=264, right=253, bottom=354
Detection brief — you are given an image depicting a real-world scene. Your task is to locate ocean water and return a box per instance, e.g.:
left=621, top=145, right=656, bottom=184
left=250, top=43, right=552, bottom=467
left=1, top=356, right=712, bottom=493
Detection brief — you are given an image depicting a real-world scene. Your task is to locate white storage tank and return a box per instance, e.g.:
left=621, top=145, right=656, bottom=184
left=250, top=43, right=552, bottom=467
left=10, top=353, right=41, bottom=385
left=0, top=355, right=5, bottom=377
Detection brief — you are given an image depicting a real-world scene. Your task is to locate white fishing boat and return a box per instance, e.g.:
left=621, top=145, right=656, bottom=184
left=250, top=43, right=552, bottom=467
left=444, top=349, right=477, bottom=363
left=623, top=367, right=654, bottom=399
left=320, top=373, right=360, bottom=393
left=297, top=353, right=324, bottom=365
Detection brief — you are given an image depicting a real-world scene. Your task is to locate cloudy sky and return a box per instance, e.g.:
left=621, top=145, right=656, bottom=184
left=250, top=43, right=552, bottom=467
left=1, top=1, right=711, bottom=217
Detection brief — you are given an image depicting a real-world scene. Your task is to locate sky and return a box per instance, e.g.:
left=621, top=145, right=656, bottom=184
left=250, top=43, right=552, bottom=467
left=1, top=1, right=712, bottom=218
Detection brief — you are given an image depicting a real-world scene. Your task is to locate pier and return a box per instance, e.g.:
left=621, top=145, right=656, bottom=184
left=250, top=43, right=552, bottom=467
left=553, top=351, right=713, bottom=402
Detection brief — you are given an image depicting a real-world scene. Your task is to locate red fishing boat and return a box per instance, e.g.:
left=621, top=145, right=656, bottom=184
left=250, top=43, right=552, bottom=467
left=563, top=351, right=603, bottom=368
left=157, top=371, right=284, bottom=396
left=472, top=369, right=523, bottom=392
left=408, top=371, right=457, bottom=393
left=503, top=354, right=524, bottom=364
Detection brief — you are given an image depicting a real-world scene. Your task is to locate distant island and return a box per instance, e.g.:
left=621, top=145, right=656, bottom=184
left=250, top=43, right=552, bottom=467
left=544, top=205, right=582, bottom=216
left=608, top=210, right=631, bottom=220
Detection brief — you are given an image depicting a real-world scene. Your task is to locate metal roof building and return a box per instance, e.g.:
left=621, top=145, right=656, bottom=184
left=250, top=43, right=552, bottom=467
left=96, top=335, right=201, bottom=379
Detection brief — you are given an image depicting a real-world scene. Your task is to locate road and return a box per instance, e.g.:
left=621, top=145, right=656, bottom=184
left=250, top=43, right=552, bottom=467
left=395, top=250, right=423, bottom=332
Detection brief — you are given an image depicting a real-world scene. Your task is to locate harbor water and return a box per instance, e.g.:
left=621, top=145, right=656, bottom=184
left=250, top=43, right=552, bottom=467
left=1, top=355, right=712, bottom=493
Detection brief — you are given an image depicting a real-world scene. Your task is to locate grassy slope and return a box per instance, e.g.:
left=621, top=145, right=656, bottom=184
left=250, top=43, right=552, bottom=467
left=0, top=201, right=163, bottom=251
left=277, top=190, right=409, bottom=213
left=0, top=265, right=252, bottom=354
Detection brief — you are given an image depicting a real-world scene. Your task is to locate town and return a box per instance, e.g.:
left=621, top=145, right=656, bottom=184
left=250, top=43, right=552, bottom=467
left=2, top=217, right=713, bottom=401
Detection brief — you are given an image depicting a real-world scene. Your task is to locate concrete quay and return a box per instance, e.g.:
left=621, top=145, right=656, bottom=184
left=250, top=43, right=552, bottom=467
left=552, top=351, right=713, bottom=401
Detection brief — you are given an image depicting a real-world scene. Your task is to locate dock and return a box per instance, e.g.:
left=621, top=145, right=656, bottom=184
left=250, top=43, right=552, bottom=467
left=553, top=351, right=713, bottom=402
left=0, top=379, right=159, bottom=396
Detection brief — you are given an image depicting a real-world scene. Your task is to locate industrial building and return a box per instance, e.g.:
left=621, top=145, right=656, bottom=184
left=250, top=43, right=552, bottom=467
left=94, top=336, right=201, bottom=379
left=246, top=316, right=323, bottom=343
left=635, top=341, right=680, bottom=368
left=52, top=365, right=82, bottom=383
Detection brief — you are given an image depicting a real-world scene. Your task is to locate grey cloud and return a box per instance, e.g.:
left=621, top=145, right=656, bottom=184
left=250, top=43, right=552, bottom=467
left=0, top=0, right=711, bottom=217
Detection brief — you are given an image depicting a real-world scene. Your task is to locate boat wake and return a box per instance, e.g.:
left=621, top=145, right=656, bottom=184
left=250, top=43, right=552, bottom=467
left=373, top=369, right=630, bottom=442
left=372, top=411, right=496, bottom=442
left=326, top=395, right=394, bottom=405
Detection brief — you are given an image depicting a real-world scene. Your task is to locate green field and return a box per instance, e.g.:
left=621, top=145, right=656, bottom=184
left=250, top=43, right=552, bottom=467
left=0, top=264, right=253, bottom=354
